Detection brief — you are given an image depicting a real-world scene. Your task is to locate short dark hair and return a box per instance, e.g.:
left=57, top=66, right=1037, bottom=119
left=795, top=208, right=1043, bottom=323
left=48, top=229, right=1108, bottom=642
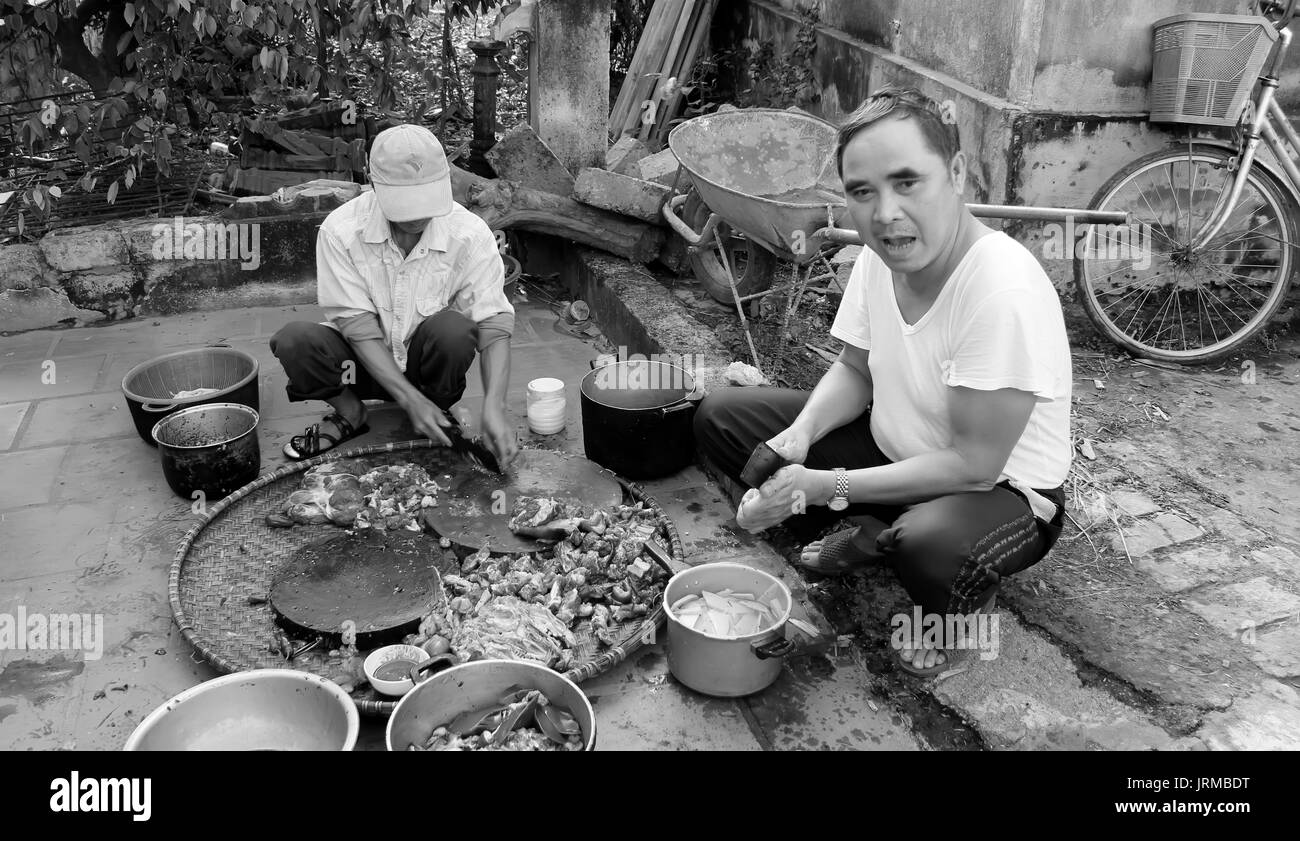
left=835, top=86, right=961, bottom=176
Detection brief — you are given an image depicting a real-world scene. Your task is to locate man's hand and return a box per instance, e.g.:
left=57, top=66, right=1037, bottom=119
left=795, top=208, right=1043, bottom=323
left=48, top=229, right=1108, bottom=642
left=735, top=464, right=828, bottom=533
left=481, top=401, right=520, bottom=470
left=766, top=424, right=814, bottom=465
left=402, top=392, right=454, bottom=447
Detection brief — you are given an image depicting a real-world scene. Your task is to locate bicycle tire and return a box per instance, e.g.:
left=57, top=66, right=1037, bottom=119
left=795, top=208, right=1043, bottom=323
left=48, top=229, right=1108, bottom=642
left=1073, top=144, right=1298, bottom=364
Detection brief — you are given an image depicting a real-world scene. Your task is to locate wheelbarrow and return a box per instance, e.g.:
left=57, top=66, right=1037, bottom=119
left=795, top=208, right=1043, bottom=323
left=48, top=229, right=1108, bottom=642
left=661, top=108, right=849, bottom=306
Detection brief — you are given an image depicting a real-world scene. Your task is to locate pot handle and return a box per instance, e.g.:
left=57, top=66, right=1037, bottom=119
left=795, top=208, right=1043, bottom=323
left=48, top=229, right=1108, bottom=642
left=409, top=653, right=457, bottom=684
left=661, top=400, right=697, bottom=417
left=142, top=401, right=179, bottom=413
left=752, top=637, right=797, bottom=660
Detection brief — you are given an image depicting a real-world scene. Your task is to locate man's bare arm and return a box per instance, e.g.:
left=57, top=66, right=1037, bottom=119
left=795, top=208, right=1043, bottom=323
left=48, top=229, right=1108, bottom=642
left=348, top=337, right=452, bottom=445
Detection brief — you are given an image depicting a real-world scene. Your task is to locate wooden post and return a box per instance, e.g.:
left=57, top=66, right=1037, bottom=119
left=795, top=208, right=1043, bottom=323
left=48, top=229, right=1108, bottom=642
left=468, top=39, right=505, bottom=177
left=529, top=0, right=611, bottom=175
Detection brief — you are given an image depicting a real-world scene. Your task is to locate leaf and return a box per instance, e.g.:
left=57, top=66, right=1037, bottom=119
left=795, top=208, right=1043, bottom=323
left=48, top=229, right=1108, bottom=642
left=125, top=165, right=136, bottom=190
left=171, top=61, right=184, bottom=81
left=48, top=186, right=61, bottom=199
left=31, top=188, right=45, bottom=211
left=205, top=13, right=217, bottom=36
left=156, top=134, right=172, bottom=160
left=1079, top=438, right=1096, bottom=461
left=16, top=211, right=23, bottom=238
left=107, top=181, right=120, bottom=205
left=1093, top=379, right=1105, bottom=390
left=124, top=3, right=136, bottom=26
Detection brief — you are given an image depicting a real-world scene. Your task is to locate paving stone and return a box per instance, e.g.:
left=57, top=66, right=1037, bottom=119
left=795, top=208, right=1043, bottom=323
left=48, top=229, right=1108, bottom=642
left=0, top=287, right=106, bottom=333
left=745, top=654, right=921, bottom=750
left=1250, top=546, right=1300, bottom=580
left=53, top=439, right=172, bottom=507
left=1139, top=545, right=1249, bottom=593
left=0, top=354, right=105, bottom=401
left=19, top=392, right=136, bottom=448
left=1111, top=489, right=1160, bottom=517
left=0, top=330, right=58, bottom=364
left=0, top=503, right=125, bottom=580
left=0, top=446, right=65, bottom=509
left=1185, top=577, right=1300, bottom=636
left=1197, top=680, right=1300, bottom=749
left=1247, top=622, right=1300, bottom=678
left=580, top=645, right=763, bottom=750
left=0, top=401, right=30, bottom=451
left=1113, top=512, right=1203, bottom=557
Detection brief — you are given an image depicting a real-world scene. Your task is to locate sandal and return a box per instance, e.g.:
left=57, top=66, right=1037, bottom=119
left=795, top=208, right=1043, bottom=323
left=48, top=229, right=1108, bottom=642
left=894, top=594, right=997, bottom=678
left=283, top=412, right=370, bottom=460
left=794, top=529, right=873, bottom=576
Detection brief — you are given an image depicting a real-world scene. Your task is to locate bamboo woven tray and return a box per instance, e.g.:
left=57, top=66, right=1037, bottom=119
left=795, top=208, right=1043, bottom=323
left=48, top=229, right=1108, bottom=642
left=168, top=440, right=685, bottom=716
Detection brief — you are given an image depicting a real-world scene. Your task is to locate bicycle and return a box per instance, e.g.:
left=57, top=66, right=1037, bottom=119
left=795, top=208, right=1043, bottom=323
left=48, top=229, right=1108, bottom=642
left=1075, top=0, right=1300, bottom=364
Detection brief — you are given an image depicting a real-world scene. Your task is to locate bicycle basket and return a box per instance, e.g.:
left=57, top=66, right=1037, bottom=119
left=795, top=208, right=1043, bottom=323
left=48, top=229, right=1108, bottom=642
left=1149, top=13, right=1279, bottom=127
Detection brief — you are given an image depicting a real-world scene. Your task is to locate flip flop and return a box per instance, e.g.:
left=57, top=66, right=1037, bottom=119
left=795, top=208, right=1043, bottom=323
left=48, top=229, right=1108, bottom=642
left=895, top=645, right=972, bottom=678
left=794, top=529, right=872, bottom=576
left=283, top=412, right=370, bottom=460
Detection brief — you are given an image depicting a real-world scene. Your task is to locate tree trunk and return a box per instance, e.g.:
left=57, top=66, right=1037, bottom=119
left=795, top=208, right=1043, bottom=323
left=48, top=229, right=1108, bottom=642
left=449, top=165, right=665, bottom=263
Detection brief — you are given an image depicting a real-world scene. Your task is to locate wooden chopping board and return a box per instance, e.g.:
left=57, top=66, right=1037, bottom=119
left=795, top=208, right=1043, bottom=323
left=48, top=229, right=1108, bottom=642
left=269, top=528, right=456, bottom=646
left=422, top=448, right=623, bottom=553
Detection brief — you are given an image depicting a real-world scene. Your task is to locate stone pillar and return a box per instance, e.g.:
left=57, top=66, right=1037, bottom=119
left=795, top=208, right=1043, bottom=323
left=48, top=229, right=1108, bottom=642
left=528, top=0, right=611, bottom=175
left=468, top=39, right=505, bottom=177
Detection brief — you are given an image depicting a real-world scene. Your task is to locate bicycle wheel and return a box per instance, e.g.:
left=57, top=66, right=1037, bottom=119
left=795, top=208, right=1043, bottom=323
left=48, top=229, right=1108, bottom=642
left=1074, top=144, right=1298, bottom=363
left=683, top=190, right=777, bottom=304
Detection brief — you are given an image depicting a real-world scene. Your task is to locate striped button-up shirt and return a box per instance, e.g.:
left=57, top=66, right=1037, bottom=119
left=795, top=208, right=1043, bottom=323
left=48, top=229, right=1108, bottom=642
left=316, top=190, right=513, bottom=371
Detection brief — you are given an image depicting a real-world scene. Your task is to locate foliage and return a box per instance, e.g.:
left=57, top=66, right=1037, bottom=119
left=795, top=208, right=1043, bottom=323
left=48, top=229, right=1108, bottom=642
left=703, top=7, right=820, bottom=109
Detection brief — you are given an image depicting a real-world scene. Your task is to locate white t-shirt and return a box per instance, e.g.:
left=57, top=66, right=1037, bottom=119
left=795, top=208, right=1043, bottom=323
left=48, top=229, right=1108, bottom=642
left=829, top=231, right=1072, bottom=489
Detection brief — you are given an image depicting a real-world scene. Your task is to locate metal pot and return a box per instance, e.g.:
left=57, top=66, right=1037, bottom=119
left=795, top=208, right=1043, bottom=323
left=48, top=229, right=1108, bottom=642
left=580, top=359, right=701, bottom=479
left=664, top=562, right=795, bottom=697
left=124, top=670, right=359, bottom=751
left=386, top=659, right=597, bottom=751
left=151, top=403, right=261, bottom=501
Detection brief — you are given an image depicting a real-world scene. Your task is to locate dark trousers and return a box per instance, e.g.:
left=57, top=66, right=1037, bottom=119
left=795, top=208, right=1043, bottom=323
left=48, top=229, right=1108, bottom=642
left=270, top=310, right=479, bottom=411
left=693, top=387, right=1066, bottom=617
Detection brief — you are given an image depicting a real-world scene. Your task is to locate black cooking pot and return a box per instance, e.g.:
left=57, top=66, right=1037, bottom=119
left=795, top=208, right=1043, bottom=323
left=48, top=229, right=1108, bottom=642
left=580, top=359, right=701, bottom=480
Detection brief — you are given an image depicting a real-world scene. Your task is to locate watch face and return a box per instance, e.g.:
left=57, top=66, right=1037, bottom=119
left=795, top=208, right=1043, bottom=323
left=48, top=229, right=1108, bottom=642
left=828, top=497, right=848, bottom=512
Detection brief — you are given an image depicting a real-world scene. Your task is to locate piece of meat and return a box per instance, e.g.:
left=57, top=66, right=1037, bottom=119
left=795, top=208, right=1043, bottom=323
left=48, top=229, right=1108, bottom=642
left=451, top=596, right=576, bottom=669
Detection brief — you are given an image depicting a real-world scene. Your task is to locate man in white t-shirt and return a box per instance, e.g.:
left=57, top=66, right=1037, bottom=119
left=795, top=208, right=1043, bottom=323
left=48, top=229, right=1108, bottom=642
left=694, top=87, right=1072, bottom=677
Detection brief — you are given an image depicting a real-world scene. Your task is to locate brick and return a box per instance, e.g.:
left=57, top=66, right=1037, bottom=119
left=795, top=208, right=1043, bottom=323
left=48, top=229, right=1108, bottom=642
left=632, top=148, right=685, bottom=188
left=38, top=224, right=127, bottom=272
left=0, top=244, right=54, bottom=292
left=485, top=123, right=576, bottom=196
left=1111, top=489, right=1160, bottom=517
left=1140, top=545, right=1247, bottom=593
left=1249, top=623, right=1300, bottom=678
left=573, top=168, right=671, bottom=224
left=1113, top=512, right=1202, bottom=556
left=1185, top=577, right=1300, bottom=636
left=0, top=401, right=30, bottom=450
left=605, top=136, right=651, bottom=175
left=0, top=288, right=106, bottom=334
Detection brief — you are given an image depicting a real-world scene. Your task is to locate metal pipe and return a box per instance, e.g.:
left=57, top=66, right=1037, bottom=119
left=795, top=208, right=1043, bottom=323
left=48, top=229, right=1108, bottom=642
left=815, top=202, right=1129, bottom=246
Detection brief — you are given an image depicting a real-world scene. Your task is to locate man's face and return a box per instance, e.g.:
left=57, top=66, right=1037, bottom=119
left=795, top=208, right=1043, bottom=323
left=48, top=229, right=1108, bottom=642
left=840, top=115, right=965, bottom=276
left=391, top=217, right=431, bottom=235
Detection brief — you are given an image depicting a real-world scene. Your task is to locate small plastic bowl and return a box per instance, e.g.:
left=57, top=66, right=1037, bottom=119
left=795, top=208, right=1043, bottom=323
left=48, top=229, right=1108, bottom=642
left=363, top=645, right=428, bottom=698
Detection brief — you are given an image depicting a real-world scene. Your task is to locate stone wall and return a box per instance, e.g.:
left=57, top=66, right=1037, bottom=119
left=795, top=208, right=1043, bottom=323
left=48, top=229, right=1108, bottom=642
left=0, top=183, right=361, bottom=334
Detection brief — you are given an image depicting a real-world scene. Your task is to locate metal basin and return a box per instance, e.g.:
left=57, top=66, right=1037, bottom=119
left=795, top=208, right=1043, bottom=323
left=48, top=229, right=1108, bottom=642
left=386, top=660, right=596, bottom=751
left=124, top=670, right=360, bottom=751
left=151, top=402, right=261, bottom=500
left=668, top=108, right=848, bottom=261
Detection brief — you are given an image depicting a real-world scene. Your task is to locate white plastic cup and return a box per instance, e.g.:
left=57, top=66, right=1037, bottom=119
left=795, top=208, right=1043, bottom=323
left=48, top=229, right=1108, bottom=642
left=526, top=377, right=566, bottom=434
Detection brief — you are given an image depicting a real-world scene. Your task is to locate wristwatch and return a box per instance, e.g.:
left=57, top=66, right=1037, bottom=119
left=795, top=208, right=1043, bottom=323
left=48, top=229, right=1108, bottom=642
left=828, top=468, right=850, bottom=512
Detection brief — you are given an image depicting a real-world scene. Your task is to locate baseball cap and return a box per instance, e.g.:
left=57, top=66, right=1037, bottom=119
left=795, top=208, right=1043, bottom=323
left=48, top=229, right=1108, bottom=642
left=368, top=124, right=453, bottom=221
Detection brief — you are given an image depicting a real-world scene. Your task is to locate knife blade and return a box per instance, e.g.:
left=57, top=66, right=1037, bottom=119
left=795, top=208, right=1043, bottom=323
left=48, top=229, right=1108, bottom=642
left=444, top=415, right=503, bottom=474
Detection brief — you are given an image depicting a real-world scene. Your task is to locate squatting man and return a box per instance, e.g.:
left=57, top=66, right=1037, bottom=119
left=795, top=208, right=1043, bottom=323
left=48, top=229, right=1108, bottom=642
left=694, top=87, right=1072, bottom=676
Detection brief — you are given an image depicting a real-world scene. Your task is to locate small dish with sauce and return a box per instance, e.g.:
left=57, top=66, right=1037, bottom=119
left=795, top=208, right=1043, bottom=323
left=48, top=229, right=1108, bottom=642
left=363, top=644, right=431, bottom=698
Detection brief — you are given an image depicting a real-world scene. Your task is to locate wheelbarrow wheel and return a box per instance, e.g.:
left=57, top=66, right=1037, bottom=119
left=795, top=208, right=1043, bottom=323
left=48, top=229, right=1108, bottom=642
left=683, top=190, right=777, bottom=304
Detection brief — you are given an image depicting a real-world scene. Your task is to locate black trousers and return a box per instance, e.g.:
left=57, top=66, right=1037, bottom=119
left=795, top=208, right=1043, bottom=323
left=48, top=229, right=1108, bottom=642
left=269, top=310, right=479, bottom=411
left=693, top=386, right=1066, bottom=617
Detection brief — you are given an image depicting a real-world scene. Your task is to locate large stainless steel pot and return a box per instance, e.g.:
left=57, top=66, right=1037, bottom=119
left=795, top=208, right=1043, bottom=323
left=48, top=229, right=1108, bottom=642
left=664, top=562, right=795, bottom=697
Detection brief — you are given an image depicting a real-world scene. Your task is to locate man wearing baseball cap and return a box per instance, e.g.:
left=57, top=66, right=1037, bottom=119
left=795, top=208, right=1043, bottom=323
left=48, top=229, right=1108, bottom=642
left=270, top=123, right=519, bottom=468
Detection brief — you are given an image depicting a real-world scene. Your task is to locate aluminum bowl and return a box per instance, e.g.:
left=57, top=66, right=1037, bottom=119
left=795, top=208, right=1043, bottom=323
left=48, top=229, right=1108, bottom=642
left=124, top=670, right=359, bottom=751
